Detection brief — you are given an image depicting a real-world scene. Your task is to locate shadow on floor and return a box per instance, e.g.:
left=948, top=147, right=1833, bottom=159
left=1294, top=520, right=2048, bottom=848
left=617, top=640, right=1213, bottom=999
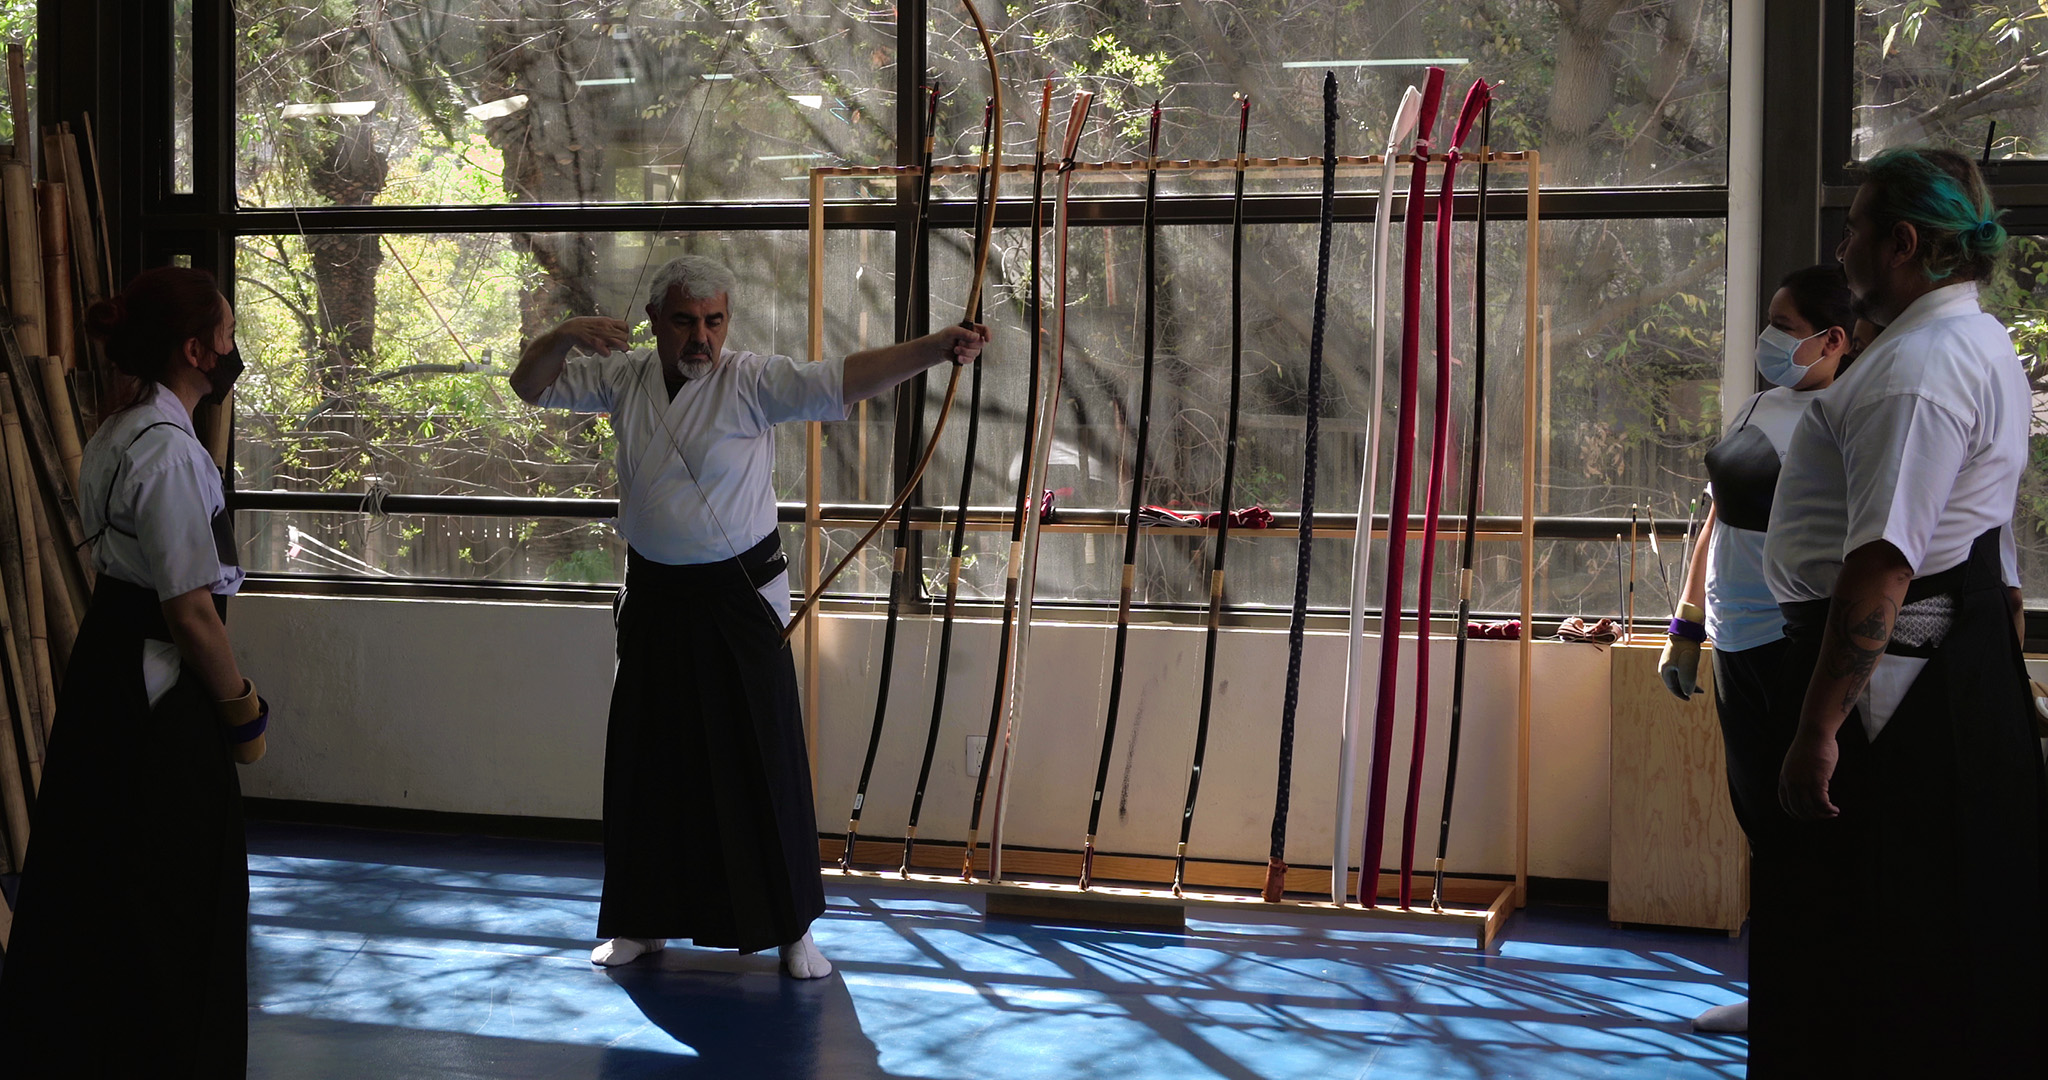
left=601, top=956, right=909, bottom=1079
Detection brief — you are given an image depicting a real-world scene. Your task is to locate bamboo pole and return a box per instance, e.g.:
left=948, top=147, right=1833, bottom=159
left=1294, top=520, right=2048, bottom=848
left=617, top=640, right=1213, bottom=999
left=198, top=394, right=230, bottom=468
left=3, top=161, right=44, bottom=359
left=0, top=388, right=43, bottom=778
left=40, top=181, right=73, bottom=373
left=58, top=127, right=106, bottom=313
left=31, top=487, right=73, bottom=678
left=1517, top=151, right=1541, bottom=908
left=6, top=44, right=27, bottom=176
left=39, top=354, right=80, bottom=495
left=80, top=115, right=113, bottom=306
left=0, top=674, right=29, bottom=876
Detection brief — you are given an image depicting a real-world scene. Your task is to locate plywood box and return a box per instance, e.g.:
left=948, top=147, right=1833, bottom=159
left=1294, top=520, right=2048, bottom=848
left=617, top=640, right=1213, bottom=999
left=1609, top=642, right=1748, bottom=934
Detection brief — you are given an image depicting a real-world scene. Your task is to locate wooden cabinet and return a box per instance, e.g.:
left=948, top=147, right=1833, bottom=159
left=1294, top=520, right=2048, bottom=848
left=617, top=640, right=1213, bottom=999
left=1609, top=642, right=1749, bottom=934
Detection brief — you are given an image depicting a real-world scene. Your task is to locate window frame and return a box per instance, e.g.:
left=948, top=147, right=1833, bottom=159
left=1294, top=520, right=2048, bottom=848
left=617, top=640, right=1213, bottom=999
left=59, top=0, right=1738, bottom=621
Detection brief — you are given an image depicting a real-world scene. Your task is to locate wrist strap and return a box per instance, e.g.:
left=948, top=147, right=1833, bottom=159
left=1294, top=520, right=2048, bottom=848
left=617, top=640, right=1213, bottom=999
left=217, top=679, right=262, bottom=727
left=1668, top=617, right=1707, bottom=643
left=227, top=702, right=268, bottom=745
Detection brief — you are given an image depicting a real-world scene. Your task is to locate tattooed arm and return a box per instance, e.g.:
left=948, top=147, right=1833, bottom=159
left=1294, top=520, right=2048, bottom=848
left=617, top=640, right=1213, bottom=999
left=1778, top=540, right=1913, bottom=821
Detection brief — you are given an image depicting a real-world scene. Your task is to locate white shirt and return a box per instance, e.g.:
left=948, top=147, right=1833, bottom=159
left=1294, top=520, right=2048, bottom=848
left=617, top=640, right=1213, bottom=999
left=79, top=385, right=243, bottom=601
left=1706, top=387, right=1823, bottom=653
left=1766, top=282, right=2024, bottom=599
left=536, top=347, right=847, bottom=617
left=1763, top=281, right=2027, bottom=738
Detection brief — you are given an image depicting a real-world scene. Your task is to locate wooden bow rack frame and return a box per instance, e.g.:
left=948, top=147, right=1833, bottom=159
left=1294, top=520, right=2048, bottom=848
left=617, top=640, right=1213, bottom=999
left=800, top=151, right=1542, bottom=950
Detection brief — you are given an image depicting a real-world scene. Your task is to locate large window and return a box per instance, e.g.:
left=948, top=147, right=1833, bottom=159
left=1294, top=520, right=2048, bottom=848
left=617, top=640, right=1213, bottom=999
left=121, top=0, right=1735, bottom=617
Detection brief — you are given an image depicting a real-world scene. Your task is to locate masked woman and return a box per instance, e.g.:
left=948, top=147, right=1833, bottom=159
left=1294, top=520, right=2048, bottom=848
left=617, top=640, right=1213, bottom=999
left=0, top=266, right=267, bottom=1075
left=1659, top=264, right=1861, bottom=1034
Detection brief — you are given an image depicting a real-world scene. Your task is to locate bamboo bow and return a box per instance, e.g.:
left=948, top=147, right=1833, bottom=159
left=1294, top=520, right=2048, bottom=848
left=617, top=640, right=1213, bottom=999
left=782, top=0, right=1003, bottom=641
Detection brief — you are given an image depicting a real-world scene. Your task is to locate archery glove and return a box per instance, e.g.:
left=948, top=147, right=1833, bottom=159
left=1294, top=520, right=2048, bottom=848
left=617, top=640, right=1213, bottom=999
left=1659, top=602, right=1707, bottom=701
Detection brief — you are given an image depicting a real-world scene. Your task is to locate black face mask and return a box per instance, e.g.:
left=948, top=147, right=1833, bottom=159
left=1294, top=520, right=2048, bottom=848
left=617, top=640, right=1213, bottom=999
left=203, top=345, right=244, bottom=405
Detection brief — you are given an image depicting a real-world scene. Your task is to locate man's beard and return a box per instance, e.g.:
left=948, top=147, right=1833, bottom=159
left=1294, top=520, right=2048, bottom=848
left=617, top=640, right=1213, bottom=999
left=676, top=350, right=716, bottom=380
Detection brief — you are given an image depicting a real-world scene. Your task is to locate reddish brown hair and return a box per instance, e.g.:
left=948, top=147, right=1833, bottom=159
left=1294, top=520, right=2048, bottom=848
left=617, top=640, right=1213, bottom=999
left=84, top=266, right=228, bottom=409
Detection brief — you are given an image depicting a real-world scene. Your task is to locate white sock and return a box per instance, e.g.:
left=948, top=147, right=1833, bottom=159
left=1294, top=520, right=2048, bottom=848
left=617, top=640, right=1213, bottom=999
left=590, top=937, right=667, bottom=967
left=778, top=931, right=832, bottom=979
left=1691, top=998, right=1748, bottom=1033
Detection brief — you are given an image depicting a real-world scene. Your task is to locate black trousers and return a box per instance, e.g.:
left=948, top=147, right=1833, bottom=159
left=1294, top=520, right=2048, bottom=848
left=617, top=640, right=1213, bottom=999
left=1747, top=531, right=2046, bottom=1077
left=0, top=577, right=247, bottom=1078
left=596, top=538, right=826, bottom=953
left=1712, top=637, right=1791, bottom=849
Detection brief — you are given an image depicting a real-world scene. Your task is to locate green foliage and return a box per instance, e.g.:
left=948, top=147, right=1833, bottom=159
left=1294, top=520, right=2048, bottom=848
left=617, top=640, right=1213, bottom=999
left=545, top=547, right=618, bottom=583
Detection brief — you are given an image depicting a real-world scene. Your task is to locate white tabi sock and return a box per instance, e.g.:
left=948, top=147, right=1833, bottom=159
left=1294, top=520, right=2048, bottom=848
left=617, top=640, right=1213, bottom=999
left=590, top=937, right=667, bottom=967
left=778, top=931, right=832, bottom=979
left=1691, top=998, right=1748, bottom=1033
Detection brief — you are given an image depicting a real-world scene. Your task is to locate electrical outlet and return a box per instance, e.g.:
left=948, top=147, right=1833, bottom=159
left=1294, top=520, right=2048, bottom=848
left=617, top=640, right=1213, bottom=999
left=966, top=735, right=987, bottom=777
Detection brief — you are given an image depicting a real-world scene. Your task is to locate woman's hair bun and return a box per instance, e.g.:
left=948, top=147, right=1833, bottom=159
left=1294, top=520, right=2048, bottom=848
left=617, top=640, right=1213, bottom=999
left=83, top=295, right=124, bottom=342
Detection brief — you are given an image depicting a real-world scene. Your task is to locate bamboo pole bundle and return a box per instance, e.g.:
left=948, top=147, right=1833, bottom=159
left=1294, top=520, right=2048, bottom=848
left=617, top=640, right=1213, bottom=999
left=2, top=328, right=92, bottom=603
left=0, top=374, right=54, bottom=745
left=40, top=182, right=73, bottom=375
left=39, top=354, right=79, bottom=495
left=3, top=162, right=43, bottom=359
left=0, top=399, right=43, bottom=782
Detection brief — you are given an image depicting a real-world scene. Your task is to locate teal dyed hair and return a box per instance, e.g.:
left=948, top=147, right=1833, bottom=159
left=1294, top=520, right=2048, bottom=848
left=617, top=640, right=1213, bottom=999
left=1860, top=147, right=2008, bottom=281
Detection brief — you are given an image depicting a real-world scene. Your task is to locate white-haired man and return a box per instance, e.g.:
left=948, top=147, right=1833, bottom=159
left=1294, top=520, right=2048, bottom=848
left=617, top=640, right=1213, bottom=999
left=512, top=255, right=987, bottom=978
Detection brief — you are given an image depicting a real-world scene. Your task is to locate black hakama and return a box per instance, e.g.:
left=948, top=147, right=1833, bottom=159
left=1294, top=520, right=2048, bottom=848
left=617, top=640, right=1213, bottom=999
left=597, top=536, right=826, bottom=953
left=1749, top=528, right=2047, bottom=1076
left=0, top=575, right=247, bottom=1076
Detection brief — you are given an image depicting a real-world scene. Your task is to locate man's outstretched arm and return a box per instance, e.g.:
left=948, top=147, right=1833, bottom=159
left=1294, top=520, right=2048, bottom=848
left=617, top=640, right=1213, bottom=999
left=842, top=324, right=988, bottom=404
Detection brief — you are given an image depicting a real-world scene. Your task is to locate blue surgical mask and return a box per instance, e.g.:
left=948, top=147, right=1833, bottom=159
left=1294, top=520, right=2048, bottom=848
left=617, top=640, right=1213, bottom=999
left=1755, top=325, right=1828, bottom=388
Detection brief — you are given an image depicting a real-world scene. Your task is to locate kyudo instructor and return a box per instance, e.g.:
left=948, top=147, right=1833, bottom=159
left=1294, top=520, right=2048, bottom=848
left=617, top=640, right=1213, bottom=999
left=512, top=255, right=986, bottom=977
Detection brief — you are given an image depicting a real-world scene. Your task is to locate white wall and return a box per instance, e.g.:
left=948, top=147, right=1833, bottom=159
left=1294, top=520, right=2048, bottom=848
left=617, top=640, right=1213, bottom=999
left=233, top=593, right=1617, bottom=879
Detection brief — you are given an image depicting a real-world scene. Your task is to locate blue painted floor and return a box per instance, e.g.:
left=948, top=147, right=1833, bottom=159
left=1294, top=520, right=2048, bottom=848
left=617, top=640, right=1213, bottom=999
left=247, top=822, right=1748, bottom=1079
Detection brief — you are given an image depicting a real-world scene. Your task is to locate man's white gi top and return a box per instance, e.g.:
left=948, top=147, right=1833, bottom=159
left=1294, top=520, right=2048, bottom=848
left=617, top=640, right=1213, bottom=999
left=537, top=347, right=848, bottom=619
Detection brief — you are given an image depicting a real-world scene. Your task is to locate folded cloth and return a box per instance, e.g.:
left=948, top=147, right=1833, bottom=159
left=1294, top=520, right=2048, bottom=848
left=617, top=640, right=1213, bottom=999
left=1200, top=505, right=1275, bottom=529
left=1039, top=487, right=1071, bottom=523
left=1139, top=505, right=1208, bottom=527
left=1466, top=619, right=1523, bottom=640
left=1554, top=616, right=1621, bottom=644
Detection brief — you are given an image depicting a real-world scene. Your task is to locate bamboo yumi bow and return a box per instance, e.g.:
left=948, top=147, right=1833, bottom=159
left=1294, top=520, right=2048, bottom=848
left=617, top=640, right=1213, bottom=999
left=938, top=80, right=1054, bottom=877
left=968, top=89, right=1091, bottom=882
left=900, top=90, right=1025, bottom=877
left=838, top=84, right=944, bottom=870
left=1336, top=83, right=1423, bottom=905
left=783, top=0, right=1001, bottom=642
left=1401, top=77, right=1489, bottom=909
left=1361, top=65, right=1446, bottom=908
left=1172, top=96, right=1251, bottom=899
left=1081, top=101, right=1164, bottom=892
